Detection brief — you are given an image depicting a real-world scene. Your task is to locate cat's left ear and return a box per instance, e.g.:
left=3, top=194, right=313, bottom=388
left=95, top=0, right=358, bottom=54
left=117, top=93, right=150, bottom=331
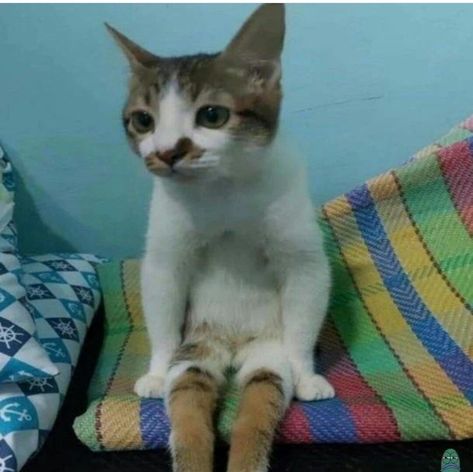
left=222, top=4, right=285, bottom=85
left=105, top=23, right=159, bottom=71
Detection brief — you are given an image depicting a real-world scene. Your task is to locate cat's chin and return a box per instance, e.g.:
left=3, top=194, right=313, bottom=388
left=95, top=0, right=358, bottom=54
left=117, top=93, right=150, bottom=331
left=165, top=156, right=221, bottom=181
left=147, top=167, right=217, bottom=183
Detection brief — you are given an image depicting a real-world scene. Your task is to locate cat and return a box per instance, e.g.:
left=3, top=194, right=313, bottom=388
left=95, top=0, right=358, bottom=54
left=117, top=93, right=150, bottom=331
left=107, top=4, right=334, bottom=472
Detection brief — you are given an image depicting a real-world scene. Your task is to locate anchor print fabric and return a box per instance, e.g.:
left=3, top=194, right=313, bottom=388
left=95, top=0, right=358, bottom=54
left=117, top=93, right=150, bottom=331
left=0, top=254, right=102, bottom=472
left=0, top=252, right=58, bottom=383
left=0, top=144, right=57, bottom=383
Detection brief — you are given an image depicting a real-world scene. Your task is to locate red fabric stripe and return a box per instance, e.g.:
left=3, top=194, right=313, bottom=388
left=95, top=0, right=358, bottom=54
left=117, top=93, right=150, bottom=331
left=438, top=140, right=473, bottom=236
left=278, top=322, right=401, bottom=443
left=278, top=403, right=313, bottom=443
left=327, top=356, right=400, bottom=442
left=321, top=324, right=400, bottom=442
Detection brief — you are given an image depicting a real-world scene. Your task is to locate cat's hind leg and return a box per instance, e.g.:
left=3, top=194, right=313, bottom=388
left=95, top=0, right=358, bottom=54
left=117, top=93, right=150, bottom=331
left=165, top=339, right=230, bottom=472
left=227, top=339, right=293, bottom=472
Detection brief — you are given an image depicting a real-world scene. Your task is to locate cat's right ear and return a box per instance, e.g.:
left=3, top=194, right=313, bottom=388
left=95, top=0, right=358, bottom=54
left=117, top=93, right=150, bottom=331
left=223, top=4, right=285, bottom=63
left=221, top=4, right=285, bottom=88
left=105, top=23, right=159, bottom=71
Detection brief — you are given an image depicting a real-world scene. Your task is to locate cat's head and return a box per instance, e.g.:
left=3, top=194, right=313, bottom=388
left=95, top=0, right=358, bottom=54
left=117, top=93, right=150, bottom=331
left=107, top=4, right=285, bottom=181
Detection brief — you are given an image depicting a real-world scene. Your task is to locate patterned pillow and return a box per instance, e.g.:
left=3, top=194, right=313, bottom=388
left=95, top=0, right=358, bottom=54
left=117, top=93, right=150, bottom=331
left=0, top=254, right=103, bottom=472
left=74, top=116, right=473, bottom=451
left=0, top=145, right=57, bottom=383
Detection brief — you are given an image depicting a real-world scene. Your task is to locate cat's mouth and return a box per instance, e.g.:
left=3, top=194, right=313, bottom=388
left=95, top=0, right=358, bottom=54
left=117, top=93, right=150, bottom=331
left=144, top=154, right=174, bottom=177
left=144, top=153, right=220, bottom=179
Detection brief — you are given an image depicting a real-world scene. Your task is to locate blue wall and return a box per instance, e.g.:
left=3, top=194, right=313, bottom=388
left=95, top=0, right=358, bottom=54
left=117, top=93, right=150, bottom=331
left=1, top=4, right=472, bottom=258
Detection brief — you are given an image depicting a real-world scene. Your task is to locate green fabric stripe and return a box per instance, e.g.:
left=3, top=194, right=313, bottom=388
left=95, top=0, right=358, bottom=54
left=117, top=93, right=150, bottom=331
left=217, top=370, right=240, bottom=441
left=320, top=218, right=450, bottom=440
left=397, top=157, right=473, bottom=305
left=436, top=128, right=472, bottom=147
left=73, top=399, right=103, bottom=451
left=88, top=261, right=131, bottom=401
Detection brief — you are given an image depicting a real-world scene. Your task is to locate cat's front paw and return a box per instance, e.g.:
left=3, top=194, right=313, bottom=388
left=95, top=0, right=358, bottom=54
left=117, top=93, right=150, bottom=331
left=295, top=374, right=335, bottom=401
left=134, top=373, right=165, bottom=398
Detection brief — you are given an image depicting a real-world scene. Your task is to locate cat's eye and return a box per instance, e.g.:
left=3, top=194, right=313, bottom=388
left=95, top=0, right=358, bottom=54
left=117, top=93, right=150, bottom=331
left=195, top=106, right=230, bottom=129
left=130, top=111, right=154, bottom=134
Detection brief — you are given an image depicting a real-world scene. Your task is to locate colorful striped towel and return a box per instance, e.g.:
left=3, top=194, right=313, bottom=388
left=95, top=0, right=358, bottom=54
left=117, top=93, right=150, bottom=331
left=74, top=117, right=473, bottom=450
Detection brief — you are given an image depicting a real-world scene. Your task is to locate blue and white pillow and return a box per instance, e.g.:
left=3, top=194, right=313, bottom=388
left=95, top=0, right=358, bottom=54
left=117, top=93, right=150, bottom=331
left=0, top=145, right=57, bottom=383
left=0, top=253, right=103, bottom=472
left=0, top=254, right=58, bottom=383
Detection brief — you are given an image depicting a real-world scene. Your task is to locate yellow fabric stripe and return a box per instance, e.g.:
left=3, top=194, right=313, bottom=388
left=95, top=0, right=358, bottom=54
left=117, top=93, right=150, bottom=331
left=100, top=396, right=143, bottom=450
left=99, top=262, right=147, bottom=449
left=106, top=259, right=149, bottom=395
left=370, top=172, right=473, bottom=359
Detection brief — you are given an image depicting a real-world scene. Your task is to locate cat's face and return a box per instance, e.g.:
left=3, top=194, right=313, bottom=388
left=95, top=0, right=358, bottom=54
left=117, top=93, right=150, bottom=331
left=107, top=4, right=285, bottom=181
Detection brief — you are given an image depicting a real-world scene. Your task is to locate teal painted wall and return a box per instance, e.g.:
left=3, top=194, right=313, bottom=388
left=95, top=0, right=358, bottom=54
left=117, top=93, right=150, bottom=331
left=1, top=4, right=472, bottom=258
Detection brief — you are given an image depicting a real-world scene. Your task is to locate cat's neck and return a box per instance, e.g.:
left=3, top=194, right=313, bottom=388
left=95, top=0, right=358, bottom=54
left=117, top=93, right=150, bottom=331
left=148, top=136, right=310, bottom=238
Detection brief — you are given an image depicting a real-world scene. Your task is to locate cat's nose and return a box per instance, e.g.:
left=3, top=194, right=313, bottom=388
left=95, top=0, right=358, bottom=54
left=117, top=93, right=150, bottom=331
left=156, top=148, right=187, bottom=167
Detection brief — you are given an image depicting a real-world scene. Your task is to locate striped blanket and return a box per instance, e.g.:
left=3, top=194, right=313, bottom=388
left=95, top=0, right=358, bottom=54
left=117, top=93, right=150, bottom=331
left=74, top=117, right=473, bottom=450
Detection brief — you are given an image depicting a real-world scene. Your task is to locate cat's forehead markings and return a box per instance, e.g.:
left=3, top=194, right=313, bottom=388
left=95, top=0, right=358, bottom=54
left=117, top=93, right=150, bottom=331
left=159, top=78, right=190, bottom=113
left=141, top=78, right=195, bottom=155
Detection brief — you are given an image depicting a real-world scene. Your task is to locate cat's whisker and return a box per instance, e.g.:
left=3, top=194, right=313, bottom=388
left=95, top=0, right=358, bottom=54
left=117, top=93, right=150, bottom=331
left=188, top=162, right=219, bottom=168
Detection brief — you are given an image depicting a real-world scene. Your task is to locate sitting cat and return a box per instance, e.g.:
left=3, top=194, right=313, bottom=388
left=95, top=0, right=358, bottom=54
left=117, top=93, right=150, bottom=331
left=107, top=4, right=334, bottom=471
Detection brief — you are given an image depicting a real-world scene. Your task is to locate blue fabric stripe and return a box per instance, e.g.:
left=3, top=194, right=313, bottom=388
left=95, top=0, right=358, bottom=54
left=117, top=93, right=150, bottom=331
left=347, top=184, right=473, bottom=402
left=140, top=399, right=170, bottom=448
left=468, top=135, right=473, bottom=155
left=301, top=398, right=358, bottom=442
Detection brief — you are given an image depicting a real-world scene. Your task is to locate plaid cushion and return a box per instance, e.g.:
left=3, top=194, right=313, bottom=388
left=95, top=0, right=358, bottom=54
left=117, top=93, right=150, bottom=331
left=74, top=117, right=473, bottom=451
left=0, top=254, right=103, bottom=472
left=0, top=144, right=57, bottom=383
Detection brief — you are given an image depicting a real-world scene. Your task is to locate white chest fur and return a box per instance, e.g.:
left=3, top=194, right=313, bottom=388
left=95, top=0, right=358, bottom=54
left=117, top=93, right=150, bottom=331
left=188, top=230, right=281, bottom=339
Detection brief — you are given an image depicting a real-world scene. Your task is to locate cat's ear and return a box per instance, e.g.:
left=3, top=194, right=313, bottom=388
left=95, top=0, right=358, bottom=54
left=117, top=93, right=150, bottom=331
left=105, top=23, right=159, bottom=70
left=222, top=4, right=285, bottom=84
